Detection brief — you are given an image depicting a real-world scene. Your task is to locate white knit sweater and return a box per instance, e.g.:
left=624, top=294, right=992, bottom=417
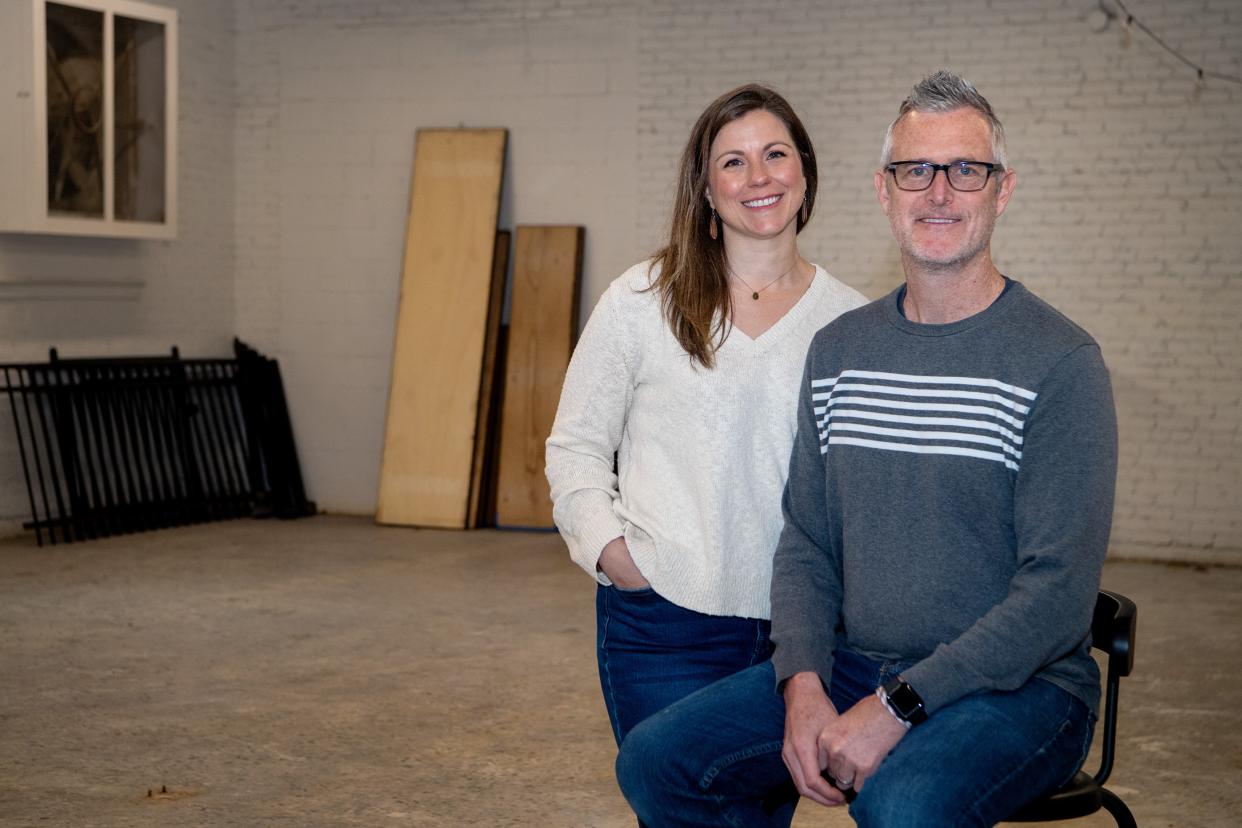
left=545, top=260, right=867, bottom=619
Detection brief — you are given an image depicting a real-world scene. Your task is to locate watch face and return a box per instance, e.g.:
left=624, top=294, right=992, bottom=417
left=885, top=680, right=927, bottom=724
left=888, top=682, right=913, bottom=714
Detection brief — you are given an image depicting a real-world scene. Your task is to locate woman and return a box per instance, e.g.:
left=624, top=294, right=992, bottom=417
left=546, top=84, right=866, bottom=748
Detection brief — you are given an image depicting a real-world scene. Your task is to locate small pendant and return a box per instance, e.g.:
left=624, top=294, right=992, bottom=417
left=752, top=292, right=759, bottom=300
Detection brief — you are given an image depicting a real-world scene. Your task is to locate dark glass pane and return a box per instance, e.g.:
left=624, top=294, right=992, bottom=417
left=46, top=2, right=104, bottom=218
left=114, top=15, right=166, bottom=223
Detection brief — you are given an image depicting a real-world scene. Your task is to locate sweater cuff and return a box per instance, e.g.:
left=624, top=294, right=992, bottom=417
left=895, top=658, right=960, bottom=716
left=568, top=512, right=626, bottom=585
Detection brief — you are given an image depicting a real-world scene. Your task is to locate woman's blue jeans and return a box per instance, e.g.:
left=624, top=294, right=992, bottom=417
left=616, top=654, right=1094, bottom=828
left=596, top=584, right=773, bottom=746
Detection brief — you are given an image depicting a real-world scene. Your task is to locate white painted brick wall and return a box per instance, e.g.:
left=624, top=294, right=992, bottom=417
left=233, top=0, right=639, bottom=516
left=0, top=0, right=236, bottom=532
left=3, top=0, right=1237, bottom=563
left=232, top=0, right=1241, bottom=561
left=630, top=0, right=1242, bottom=562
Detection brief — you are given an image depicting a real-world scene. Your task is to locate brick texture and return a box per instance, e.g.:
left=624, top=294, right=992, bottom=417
left=232, top=0, right=638, bottom=516
left=632, top=0, right=1242, bottom=561
left=2, top=0, right=1238, bottom=562
left=0, top=0, right=235, bottom=530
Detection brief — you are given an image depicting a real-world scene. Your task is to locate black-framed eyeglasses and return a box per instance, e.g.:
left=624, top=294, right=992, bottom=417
left=886, top=161, right=1001, bottom=192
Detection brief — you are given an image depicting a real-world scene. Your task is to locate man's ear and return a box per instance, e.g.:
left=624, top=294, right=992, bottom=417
left=994, top=168, right=1017, bottom=218
left=874, top=170, right=891, bottom=213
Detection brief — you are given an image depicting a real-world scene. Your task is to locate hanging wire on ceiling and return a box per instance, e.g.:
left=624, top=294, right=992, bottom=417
left=1095, top=0, right=1242, bottom=87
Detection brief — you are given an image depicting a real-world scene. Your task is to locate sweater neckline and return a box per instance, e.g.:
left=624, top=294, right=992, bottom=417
left=722, top=265, right=829, bottom=353
left=883, top=277, right=1022, bottom=337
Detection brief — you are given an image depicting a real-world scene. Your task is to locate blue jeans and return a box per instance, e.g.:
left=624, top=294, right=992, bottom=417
left=596, top=584, right=773, bottom=746
left=616, top=654, right=1094, bottom=828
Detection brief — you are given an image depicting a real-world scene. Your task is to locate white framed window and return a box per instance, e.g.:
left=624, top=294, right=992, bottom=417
left=0, top=0, right=177, bottom=238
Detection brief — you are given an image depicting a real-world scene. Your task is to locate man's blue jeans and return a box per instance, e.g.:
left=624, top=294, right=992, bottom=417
left=616, top=654, right=1094, bottom=828
left=596, top=584, right=773, bottom=746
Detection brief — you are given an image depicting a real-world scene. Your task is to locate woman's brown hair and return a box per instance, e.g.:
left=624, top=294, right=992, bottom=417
left=649, top=84, right=818, bottom=368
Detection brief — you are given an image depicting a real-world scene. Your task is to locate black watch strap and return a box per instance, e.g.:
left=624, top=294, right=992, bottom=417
left=881, top=678, right=928, bottom=726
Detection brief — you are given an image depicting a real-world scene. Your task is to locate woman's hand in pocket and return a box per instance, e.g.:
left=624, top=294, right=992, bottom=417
left=597, top=536, right=650, bottom=590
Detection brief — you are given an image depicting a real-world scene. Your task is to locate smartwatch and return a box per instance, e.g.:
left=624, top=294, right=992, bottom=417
left=879, top=678, right=928, bottom=726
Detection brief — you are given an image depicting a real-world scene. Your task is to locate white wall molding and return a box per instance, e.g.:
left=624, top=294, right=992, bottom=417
left=0, top=279, right=144, bottom=303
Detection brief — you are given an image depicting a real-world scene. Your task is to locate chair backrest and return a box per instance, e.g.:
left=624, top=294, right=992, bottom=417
left=1089, top=590, right=1138, bottom=786
left=1092, top=590, right=1137, bottom=678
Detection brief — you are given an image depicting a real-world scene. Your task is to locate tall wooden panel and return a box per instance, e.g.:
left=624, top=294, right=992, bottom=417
left=495, top=226, right=583, bottom=528
left=377, top=129, right=507, bottom=528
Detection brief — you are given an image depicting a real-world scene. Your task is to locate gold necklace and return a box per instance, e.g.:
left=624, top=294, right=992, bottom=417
left=729, top=260, right=801, bottom=301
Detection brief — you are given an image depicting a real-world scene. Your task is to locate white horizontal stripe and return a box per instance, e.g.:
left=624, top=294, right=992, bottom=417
left=812, top=370, right=1037, bottom=401
left=826, top=435, right=1019, bottom=471
left=817, top=408, right=1023, bottom=445
left=820, top=422, right=1022, bottom=458
left=816, top=394, right=1026, bottom=429
left=827, top=382, right=1030, bottom=414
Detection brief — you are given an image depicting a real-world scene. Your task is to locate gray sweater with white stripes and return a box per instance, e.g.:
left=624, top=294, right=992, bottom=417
left=770, top=280, right=1118, bottom=717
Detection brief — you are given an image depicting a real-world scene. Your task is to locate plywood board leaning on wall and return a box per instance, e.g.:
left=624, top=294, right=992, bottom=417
left=377, top=128, right=507, bottom=529
left=495, top=225, right=584, bottom=529
left=467, top=229, right=511, bottom=528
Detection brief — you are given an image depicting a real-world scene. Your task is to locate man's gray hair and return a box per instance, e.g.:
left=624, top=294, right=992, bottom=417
left=879, top=70, right=1008, bottom=169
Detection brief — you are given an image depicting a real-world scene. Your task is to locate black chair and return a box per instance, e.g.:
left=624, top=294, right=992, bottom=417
left=1007, top=590, right=1137, bottom=827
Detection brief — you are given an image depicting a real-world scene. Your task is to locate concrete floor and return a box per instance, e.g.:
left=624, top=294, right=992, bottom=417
left=0, top=515, right=1238, bottom=827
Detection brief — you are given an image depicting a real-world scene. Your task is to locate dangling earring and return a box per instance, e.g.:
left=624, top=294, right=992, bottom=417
left=800, top=195, right=809, bottom=226
left=709, top=208, right=719, bottom=241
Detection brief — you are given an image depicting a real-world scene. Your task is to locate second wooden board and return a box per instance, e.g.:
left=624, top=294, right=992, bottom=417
left=467, top=229, right=510, bottom=528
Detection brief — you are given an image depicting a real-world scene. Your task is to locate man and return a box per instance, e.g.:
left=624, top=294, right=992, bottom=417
left=615, top=70, right=1118, bottom=827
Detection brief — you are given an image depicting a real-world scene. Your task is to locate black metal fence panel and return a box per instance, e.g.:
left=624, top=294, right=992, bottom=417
left=1, top=340, right=314, bottom=546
